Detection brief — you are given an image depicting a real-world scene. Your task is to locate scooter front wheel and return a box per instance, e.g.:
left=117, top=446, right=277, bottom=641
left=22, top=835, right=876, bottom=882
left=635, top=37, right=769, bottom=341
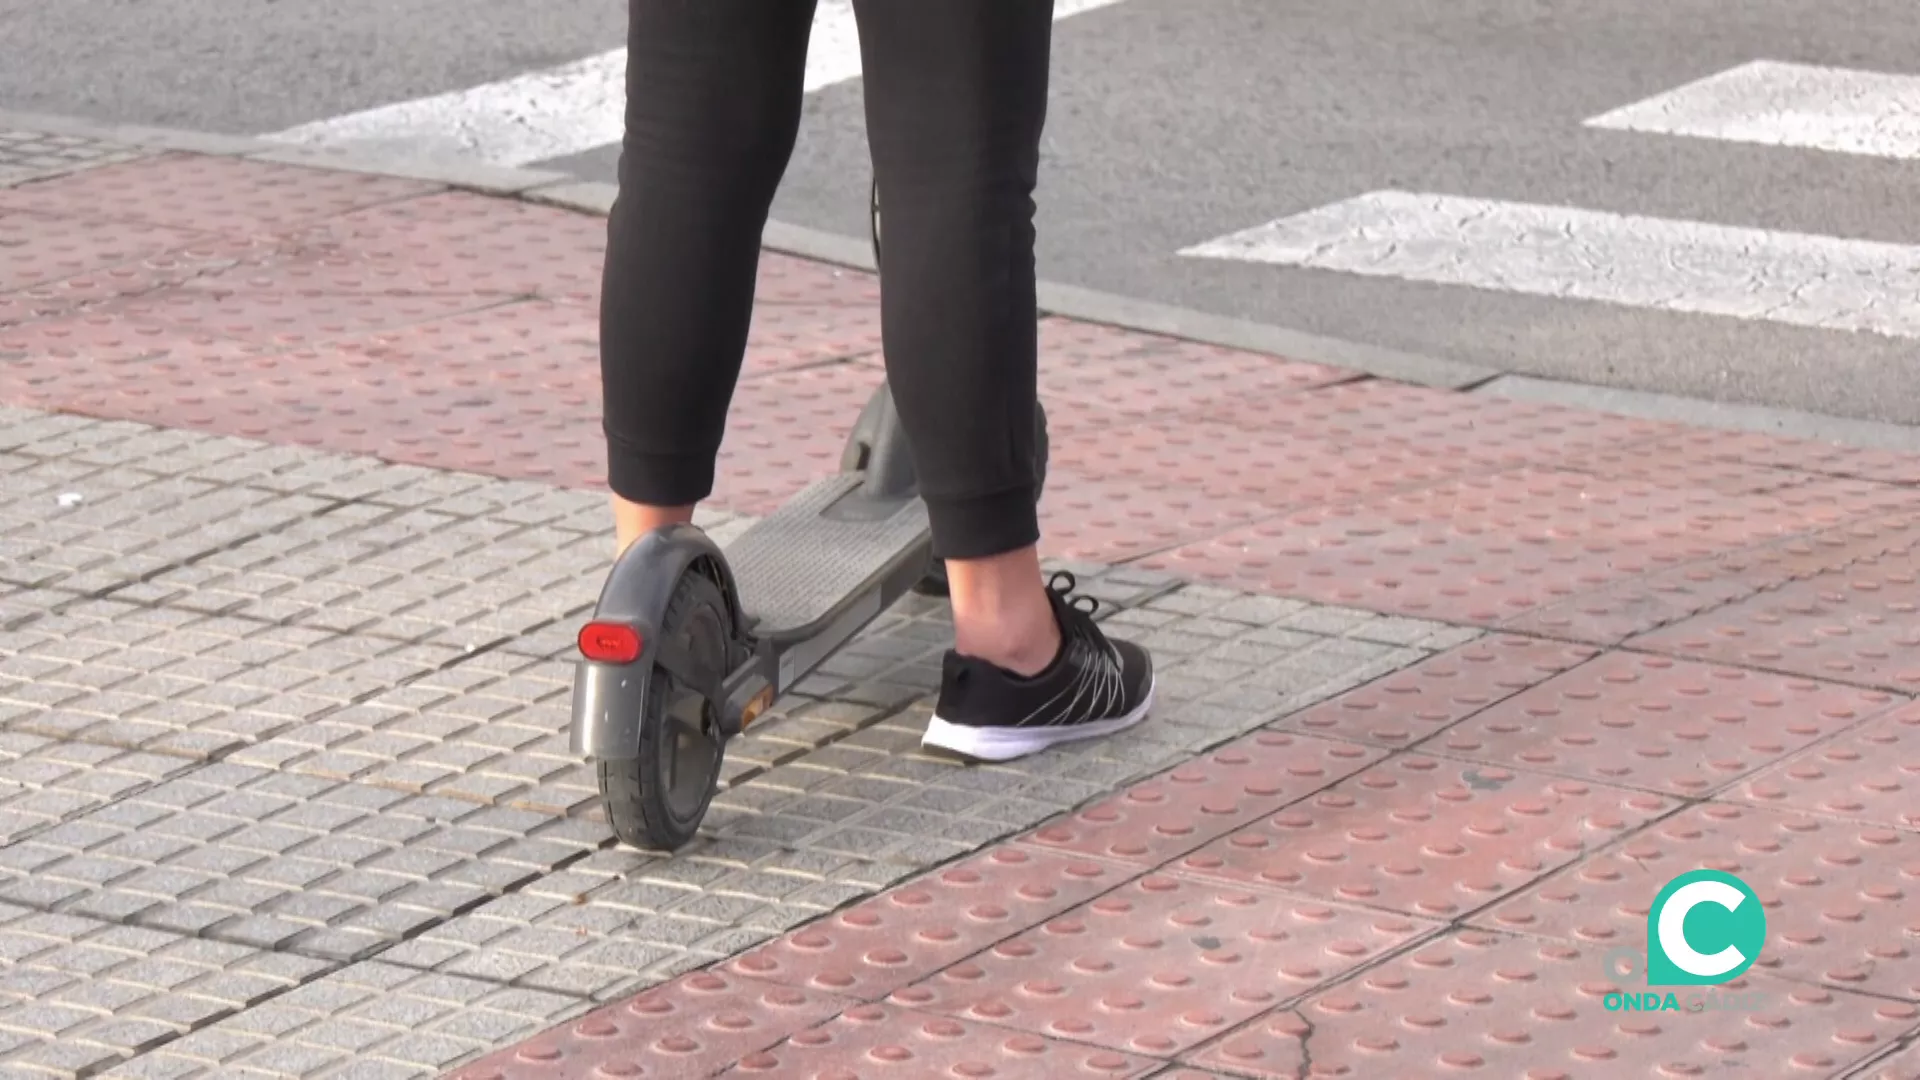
left=596, top=568, right=731, bottom=851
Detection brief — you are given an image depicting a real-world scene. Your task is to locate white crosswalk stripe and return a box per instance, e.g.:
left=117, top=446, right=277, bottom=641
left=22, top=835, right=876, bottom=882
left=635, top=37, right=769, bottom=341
left=1584, top=60, right=1920, bottom=162
left=1185, top=60, right=1920, bottom=341
left=1182, top=190, right=1920, bottom=340
left=260, top=0, right=1130, bottom=167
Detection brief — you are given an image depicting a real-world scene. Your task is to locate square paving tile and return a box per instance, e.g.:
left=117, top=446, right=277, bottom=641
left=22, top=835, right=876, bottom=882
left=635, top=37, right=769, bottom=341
left=0, top=154, right=440, bottom=235
left=443, top=969, right=850, bottom=1080
left=1732, top=700, right=1920, bottom=831
left=1856, top=1037, right=1920, bottom=1080
left=102, top=960, right=585, bottom=1080
left=1146, top=466, right=1913, bottom=625
left=290, top=190, right=610, bottom=303
left=1020, top=731, right=1383, bottom=868
left=0, top=607, right=464, bottom=760
left=1199, top=378, right=1672, bottom=467
left=1499, top=521, right=1913, bottom=647
left=726, top=845, right=1135, bottom=1002
left=1478, top=803, right=1920, bottom=1002
left=1273, top=634, right=1599, bottom=748
left=1630, top=550, right=1920, bottom=692
left=1423, top=650, right=1899, bottom=797
left=0, top=763, right=603, bottom=962
left=1034, top=317, right=1348, bottom=418
left=734, top=1002, right=1162, bottom=1078
left=0, top=901, right=328, bottom=1078
left=1184, top=930, right=1918, bottom=1079
left=0, top=210, right=215, bottom=295
left=377, top=838, right=922, bottom=1003
left=889, top=872, right=1436, bottom=1058
left=1168, top=754, right=1675, bottom=920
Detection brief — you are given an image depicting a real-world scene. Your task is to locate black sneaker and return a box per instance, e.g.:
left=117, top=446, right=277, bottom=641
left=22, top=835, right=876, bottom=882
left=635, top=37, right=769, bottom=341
left=921, top=571, right=1155, bottom=761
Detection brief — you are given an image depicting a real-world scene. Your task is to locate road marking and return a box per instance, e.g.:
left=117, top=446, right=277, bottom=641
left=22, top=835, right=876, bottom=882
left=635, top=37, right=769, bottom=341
left=262, top=0, right=1128, bottom=167
left=1585, top=59, right=1920, bottom=161
left=1181, top=191, right=1920, bottom=340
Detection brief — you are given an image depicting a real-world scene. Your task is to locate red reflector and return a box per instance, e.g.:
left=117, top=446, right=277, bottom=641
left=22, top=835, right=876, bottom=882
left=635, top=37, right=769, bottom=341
left=578, top=622, right=643, bottom=663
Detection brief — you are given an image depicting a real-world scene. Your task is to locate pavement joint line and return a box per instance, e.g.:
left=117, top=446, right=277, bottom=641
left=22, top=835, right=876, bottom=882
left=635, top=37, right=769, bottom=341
left=1854, top=1028, right=1920, bottom=1079
left=55, top=833, right=616, bottom=1079
left=1607, top=639, right=1920, bottom=700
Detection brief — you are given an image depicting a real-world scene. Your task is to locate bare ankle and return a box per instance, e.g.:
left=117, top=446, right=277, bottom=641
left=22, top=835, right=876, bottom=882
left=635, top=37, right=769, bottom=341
left=945, top=546, right=1060, bottom=677
left=611, top=495, right=697, bottom=557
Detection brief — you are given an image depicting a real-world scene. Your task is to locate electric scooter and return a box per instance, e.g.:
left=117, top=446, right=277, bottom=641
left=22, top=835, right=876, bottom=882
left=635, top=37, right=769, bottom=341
left=569, top=181, right=1047, bottom=851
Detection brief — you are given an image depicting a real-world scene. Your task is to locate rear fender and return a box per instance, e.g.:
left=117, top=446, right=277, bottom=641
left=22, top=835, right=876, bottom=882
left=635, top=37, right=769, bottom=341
left=569, top=524, right=744, bottom=759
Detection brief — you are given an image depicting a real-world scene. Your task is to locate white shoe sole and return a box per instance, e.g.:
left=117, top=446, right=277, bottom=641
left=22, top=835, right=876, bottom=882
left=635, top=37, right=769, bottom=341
left=920, top=678, right=1155, bottom=762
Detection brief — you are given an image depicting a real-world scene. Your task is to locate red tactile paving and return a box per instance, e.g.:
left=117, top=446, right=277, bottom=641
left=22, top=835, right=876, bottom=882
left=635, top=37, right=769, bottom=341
left=290, top=190, right=610, bottom=301
left=725, top=846, right=1133, bottom=1001
left=1646, top=428, right=1920, bottom=487
left=1734, top=701, right=1920, bottom=830
left=1186, top=930, right=1918, bottom=1079
left=1500, top=530, right=1886, bottom=647
left=0, top=235, right=287, bottom=328
left=106, top=268, right=500, bottom=347
left=1630, top=552, right=1920, bottom=692
left=0, top=210, right=215, bottom=293
left=444, top=970, right=853, bottom=1080
left=756, top=252, right=882, bottom=307
left=712, top=362, right=889, bottom=514
left=1479, top=803, right=1920, bottom=1001
left=0, top=153, right=439, bottom=234
left=1033, top=317, right=1350, bottom=415
left=1275, top=634, right=1599, bottom=747
left=1143, top=466, right=1913, bottom=625
left=1020, top=731, right=1383, bottom=868
left=1044, top=406, right=1480, bottom=514
left=1168, top=755, right=1674, bottom=920
left=888, top=873, right=1434, bottom=1058
left=735, top=1004, right=1159, bottom=1078
left=1861, top=1040, right=1920, bottom=1080
left=1036, top=466, right=1277, bottom=565
left=1201, top=378, right=1672, bottom=466
left=1427, top=651, right=1899, bottom=797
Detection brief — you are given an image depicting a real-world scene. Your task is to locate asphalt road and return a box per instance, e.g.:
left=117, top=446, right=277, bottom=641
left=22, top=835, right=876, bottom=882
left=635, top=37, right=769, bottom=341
left=7, top=0, right=1919, bottom=424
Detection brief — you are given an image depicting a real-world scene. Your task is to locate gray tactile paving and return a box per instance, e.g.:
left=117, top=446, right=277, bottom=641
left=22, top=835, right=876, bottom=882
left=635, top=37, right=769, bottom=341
left=0, top=734, right=200, bottom=846
left=0, top=764, right=606, bottom=962
left=0, top=129, right=147, bottom=187
left=92, top=961, right=586, bottom=1080
left=371, top=588, right=1452, bottom=1007
left=375, top=838, right=914, bottom=1004
left=226, top=657, right=594, bottom=816
left=0, top=402, right=1472, bottom=1077
left=0, top=608, right=465, bottom=760
left=0, top=900, right=328, bottom=1077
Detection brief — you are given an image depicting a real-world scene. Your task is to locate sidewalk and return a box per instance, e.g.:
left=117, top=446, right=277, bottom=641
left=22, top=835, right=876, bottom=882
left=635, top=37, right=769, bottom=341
left=1, top=121, right=1919, bottom=1079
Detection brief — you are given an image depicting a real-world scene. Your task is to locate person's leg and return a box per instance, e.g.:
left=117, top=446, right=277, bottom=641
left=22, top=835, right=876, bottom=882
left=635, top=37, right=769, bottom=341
left=601, top=0, right=817, bottom=555
left=853, top=0, right=1154, bottom=759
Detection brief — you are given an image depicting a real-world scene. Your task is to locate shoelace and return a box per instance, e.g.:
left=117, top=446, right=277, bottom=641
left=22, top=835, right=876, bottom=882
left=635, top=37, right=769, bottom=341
left=1046, top=570, right=1102, bottom=637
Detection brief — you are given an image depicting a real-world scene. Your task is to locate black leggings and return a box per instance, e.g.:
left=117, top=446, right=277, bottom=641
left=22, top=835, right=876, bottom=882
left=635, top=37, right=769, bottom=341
left=599, top=0, right=1052, bottom=561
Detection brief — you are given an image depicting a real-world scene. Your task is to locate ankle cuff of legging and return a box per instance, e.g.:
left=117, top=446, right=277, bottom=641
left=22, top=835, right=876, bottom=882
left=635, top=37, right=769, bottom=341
left=923, top=486, right=1041, bottom=561
left=606, top=437, right=715, bottom=508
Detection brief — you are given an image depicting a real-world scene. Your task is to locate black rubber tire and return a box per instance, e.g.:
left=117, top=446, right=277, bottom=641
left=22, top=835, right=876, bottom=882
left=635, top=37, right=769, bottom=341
left=596, top=569, right=730, bottom=851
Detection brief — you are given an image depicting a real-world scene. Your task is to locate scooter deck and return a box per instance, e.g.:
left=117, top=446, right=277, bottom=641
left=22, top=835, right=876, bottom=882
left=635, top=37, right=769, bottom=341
left=724, top=473, right=929, bottom=637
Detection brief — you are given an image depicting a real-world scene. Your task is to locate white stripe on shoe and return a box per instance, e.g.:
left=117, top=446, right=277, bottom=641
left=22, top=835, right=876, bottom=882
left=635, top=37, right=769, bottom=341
left=920, top=677, right=1155, bottom=762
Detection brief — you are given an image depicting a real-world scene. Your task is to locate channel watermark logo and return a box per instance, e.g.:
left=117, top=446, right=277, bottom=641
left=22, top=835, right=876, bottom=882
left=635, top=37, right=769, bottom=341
left=1598, top=869, right=1769, bottom=1014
